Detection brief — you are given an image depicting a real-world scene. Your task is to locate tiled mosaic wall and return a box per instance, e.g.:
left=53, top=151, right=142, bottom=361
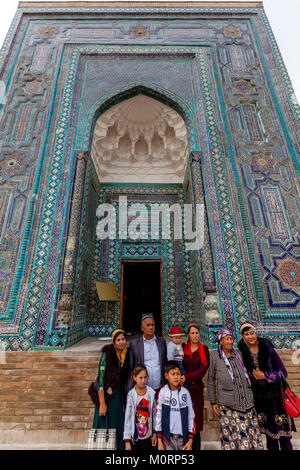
left=87, top=183, right=196, bottom=338
left=0, top=5, right=299, bottom=349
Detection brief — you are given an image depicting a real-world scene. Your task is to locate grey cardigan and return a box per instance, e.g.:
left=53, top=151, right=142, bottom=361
left=207, top=349, right=255, bottom=412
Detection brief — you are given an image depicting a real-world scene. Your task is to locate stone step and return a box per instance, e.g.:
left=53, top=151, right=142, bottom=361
left=0, top=349, right=99, bottom=434
left=0, top=345, right=299, bottom=449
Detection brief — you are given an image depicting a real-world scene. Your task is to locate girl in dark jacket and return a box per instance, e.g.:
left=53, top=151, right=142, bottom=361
left=238, top=322, right=296, bottom=451
left=93, top=329, right=130, bottom=450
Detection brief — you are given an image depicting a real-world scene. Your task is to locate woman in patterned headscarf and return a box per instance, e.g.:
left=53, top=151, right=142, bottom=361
left=92, top=328, right=130, bottom=450
left=207, top=328, right=263, bottom=450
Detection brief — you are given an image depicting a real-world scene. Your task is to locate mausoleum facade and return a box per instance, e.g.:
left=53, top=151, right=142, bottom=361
left=0, top=1, right=299, bottom=351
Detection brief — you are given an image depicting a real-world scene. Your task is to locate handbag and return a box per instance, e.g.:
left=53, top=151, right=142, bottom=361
left=279, top=371, right=300, bottom=418
left=88, top=381, right=99, bottom=408
left=86, top=416, right=116, bottom=450
left=88, top=353, right=104, bottom=408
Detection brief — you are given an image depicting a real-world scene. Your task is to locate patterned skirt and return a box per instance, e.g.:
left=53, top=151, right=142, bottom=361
left=220, top=406, right=264, bottom=450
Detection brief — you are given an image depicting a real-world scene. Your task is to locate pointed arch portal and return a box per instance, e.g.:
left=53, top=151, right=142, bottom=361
left=2, top=35, right=297, bottom=351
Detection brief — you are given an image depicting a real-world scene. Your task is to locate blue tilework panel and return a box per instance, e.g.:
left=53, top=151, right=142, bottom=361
left=88, top=184, right=195, bottom=338
left=0, top=6, right=299, bottom=350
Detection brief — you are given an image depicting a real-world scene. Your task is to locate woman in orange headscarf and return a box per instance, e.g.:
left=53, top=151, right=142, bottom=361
left=181, top=324, right=210, bottom=450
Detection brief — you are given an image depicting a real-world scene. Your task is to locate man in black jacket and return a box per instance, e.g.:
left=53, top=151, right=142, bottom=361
left=127, top=313, right=167, bottom=392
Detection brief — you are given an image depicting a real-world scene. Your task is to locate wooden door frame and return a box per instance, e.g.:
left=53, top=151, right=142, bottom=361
left=120, top=259, right=163, bottom=331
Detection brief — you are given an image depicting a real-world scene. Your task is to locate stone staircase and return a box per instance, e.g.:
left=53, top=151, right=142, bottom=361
left=0, top=339, right=102, bottom=450
left=0, top=340, right=299, bottom=450
left=202, top=348, right=300, bottom=449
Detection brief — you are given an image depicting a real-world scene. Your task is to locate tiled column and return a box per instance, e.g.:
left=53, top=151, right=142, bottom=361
left=56, top=151, right=88, bottom=329
left=189, top=151, right=216, bottom=292
left=189, top=151, right=222, bottom=331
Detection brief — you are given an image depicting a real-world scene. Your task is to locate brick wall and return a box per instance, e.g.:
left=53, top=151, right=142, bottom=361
left=0, top=349, right=299, bottom=449
left=0, top=350, right=99, bottom=448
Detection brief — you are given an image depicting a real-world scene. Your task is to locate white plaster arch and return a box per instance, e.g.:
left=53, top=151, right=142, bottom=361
left=91, top=93, right=189, bottom=183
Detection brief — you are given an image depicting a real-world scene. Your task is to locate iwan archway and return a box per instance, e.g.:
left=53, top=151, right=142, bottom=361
left=83, top=89, right=216, bottom=340
left=55, top=68, right=221, bottom=351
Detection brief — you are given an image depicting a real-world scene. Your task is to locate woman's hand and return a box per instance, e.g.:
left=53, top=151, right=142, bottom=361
left=157, top=438, right=164, bottom=451
left=98, top=390, right=107, bottom=416
left=180, top=375, right=186, bottom=385
left=212, top=404, right=221, bottom=418
left=182, top=438, right=193, bottom=450
left=99, top=402, right=107, bottom=416
left=125, top=442, right=131, bottom=451
left=253, top=369, right=265, bottom=381
left=152, top=433, right=157, bottom=447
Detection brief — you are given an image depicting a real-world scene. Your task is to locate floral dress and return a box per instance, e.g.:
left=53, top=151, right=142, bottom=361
left=220, top=407, right=263, bottom=450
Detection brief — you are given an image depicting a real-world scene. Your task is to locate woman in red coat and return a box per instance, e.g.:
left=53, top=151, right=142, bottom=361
left=181, top=323, right=210, bottom=450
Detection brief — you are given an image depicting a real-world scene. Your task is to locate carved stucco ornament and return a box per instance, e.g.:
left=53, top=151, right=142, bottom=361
left=250, top=153, right=274, bottom=174
left=130, top=27, right=149, bottom=38
left=204, top=293, right=222, bottom=325
left=275, top=258, right=300, bottom=294
left=0, top=152, right=31, bottom=179
left=223, top=25, right=242, bottom=39
left=92, top=94, right=188, bottom=183
left=38, top=26, right=57, bottom=37
left=234, top=79, right=255, bottom=95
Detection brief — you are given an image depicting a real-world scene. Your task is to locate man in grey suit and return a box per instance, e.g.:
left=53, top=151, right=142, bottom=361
left=128, top=313, right=167, bottom=392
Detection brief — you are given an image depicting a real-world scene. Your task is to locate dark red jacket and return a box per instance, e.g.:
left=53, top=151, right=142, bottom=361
left=183, top=345, right=210, bottom=432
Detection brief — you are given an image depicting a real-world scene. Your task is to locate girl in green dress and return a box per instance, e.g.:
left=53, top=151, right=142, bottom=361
left=93, top=329, right=130, bottom=450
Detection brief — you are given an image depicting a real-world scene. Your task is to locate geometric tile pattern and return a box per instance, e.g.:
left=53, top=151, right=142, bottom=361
left=88, top=184, right=195, bottom=338
left=0, top=5, right=299, bottom=349
left=121, top=243, right=162, bottom=260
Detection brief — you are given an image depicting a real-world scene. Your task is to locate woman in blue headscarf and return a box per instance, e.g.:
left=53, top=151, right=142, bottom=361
left=207, top=329, right=263, bottom=450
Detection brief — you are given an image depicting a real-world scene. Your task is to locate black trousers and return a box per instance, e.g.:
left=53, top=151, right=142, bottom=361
left=266, top=435, right=293, bottom=451
left=192, top=432, right=201, bottom=450
left=132, top=437, right=153, bottom=451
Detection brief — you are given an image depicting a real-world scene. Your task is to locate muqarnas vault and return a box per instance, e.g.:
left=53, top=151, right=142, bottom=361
left=0, top=1, right=299, bottom=351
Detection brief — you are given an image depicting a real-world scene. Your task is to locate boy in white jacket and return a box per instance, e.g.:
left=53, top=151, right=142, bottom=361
left=123, top=364, right=157, bottom=451
left=156, top=360, right=195, bottom=450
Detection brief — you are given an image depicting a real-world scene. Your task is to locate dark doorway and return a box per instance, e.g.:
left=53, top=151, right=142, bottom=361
left=121, top=261, right=162, bottom=336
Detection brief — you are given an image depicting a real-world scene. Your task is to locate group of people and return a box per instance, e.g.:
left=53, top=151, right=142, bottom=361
left=92, top=314, right=296, bottom=451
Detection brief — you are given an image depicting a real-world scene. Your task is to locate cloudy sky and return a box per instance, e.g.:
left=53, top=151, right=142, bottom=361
left=0, top=0, right=299, bottom=102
